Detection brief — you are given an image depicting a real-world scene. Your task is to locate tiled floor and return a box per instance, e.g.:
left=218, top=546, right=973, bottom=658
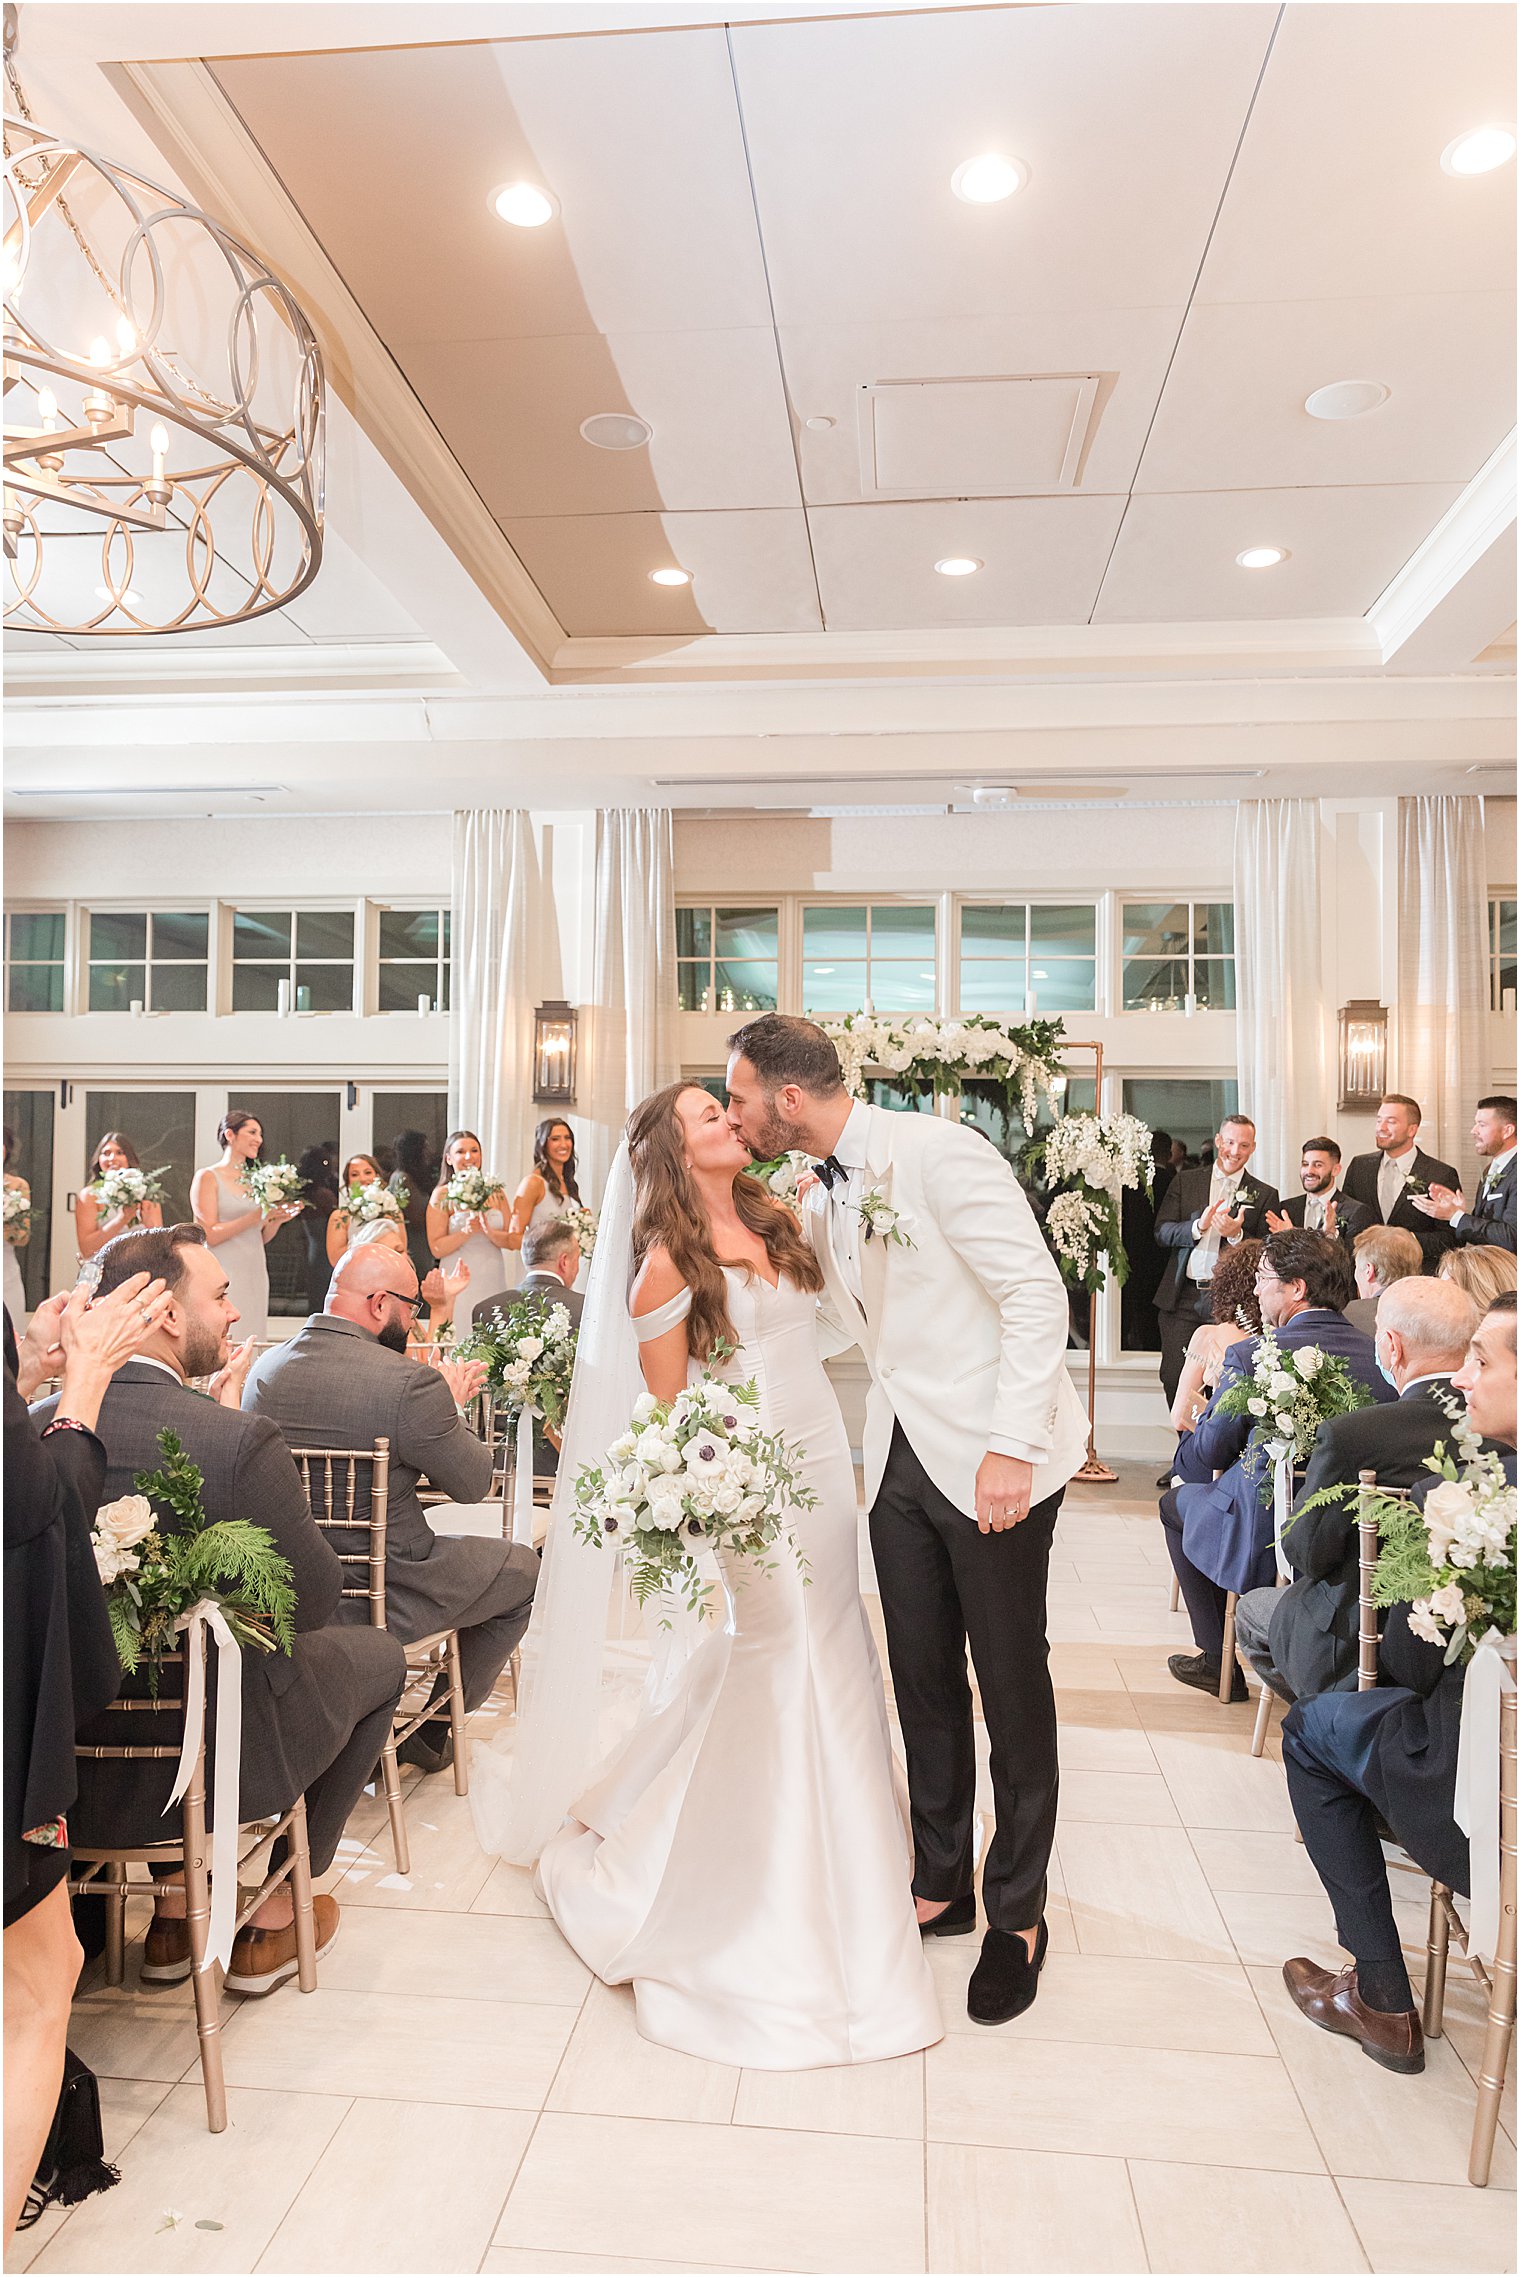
left=10, top=1464, right=1514, bottom=2275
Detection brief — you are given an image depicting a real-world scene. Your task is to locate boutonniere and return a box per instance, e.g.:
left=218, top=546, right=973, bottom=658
left=1402, top=1172, right=1429, bottom=1199
left=1233, top=1184, right=1262, bottom=1213
left=853, top=1187, right=913, bottom=1249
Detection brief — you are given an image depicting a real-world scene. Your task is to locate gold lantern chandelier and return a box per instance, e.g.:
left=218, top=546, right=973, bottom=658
left=2, top=9, right=324, bottom=636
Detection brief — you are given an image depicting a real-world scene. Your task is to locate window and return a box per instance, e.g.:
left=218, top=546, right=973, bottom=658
left=959, top=903, right=1096, bottom=1015
left=86, top=909, right=208, bottom=1013
left=676, top=906, right=779, bottom=1014
left=232, top=908, right=355, bottom=1013
left=1491, top=897, right=1517, bottom=1013
left=234, top=1091, right=343, bottom=1315
left=802, top=903, right=936, bottom=1014
left=5, top=909, right=66, bottom=1012
left=1121, top=900, right=1235, bottom=1012
left=377, top=907, right=451, bottom=1013
left=1118, top=1077, right=1241, bottom=1353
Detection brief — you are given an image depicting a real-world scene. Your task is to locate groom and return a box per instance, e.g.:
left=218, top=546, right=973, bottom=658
left=726, top=1015, right=1089, bottom=2024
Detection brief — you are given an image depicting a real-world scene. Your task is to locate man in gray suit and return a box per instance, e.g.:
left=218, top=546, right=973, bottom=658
left=246, top=1244, right=538, bottom=1775
left=38, top=1225, right=407, bottom=1998
left=469, top=1214, right=585, bottom=1335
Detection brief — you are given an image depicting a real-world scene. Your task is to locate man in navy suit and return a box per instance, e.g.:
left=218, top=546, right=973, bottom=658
left=1264, top=1137, right=1373, bottom=1249
left=1412, top=1094, right=1517, bottom=1256
left=1160, top=1228, right=1393, bottom=1698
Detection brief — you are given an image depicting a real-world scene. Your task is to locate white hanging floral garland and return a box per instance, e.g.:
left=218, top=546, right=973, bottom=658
left=1030, top=1112, right=1155, bottom=1292
left=822, top=1012, right=1068, bottom=1133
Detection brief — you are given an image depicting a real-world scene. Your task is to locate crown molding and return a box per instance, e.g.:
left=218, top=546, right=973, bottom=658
left=1, top=639, right=458, bottom=699
left=1369, top=430, right=1518, bottom=665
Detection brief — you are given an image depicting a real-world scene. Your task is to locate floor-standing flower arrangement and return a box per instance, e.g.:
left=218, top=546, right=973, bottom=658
left=1029, top=1111, right=1154, bottom=1292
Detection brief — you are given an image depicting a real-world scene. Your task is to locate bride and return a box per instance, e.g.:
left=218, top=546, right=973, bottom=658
left=478, top=1082, right=940, bottom=2070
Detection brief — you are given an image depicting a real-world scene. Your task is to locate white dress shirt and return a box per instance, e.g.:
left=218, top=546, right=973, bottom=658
left=1188, top=1165, right=1245, bottom=1284
left=821, top=1098, right=872, bottom=1309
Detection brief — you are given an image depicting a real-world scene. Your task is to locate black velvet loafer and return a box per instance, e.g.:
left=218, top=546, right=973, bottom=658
left=918, top=1893, right=977, bottom=1938
left=967, top=1918, right=1049, bottom=2025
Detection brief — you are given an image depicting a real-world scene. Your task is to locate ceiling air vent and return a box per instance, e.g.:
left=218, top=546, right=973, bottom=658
left=858, top=374, right=1101, bottom=499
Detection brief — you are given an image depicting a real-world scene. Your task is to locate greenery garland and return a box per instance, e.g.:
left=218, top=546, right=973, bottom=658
left=823, top=1012, right=1068, bottom=1132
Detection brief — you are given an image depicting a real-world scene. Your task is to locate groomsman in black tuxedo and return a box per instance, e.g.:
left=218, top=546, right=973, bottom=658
left=1265, top=1138, right=1372, bottom=1249
left=1411, top=1094, right=1517, bottom=1255
left=1152, top=1113, right=1279, bottom=1405
left=1340, top=1094, right=1459, bottom=1272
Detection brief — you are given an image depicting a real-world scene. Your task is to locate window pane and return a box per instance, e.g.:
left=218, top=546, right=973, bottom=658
left=295, top=910, right=354, bottom=959
left=8, top=964, right=62, bottom=1013
left=1122, top=902, right=1188, bottom=959
left=711, top=960, right=777, bottom=1013
left=1028, top=959, right=1095, bottom=1013
left=961, top=904, right=1026, bottom=957
left=379, top=908, right=439, bottom=960
left=675, top=907, right=712, bottom=959
left=1193, top=957, right=1237, bottom=1011
left=439, top=959, right=451, bottom=1013
left=232, top=964, right=282, bottom=1011
left=803, top=906, right=867, bottom=959
left=151, top=911, right=208, bottom=959
left=9, top=912, right=63, bottom=960
left=294, top=963, right=354, bottom=1013
left=233, top=1092, right=343, bottom=1317
left=234, top=910, right=291, bottom=959
left=1193, top=902, right=1235, bottom=956
left=149, top=962, right=208, bottom=1013
left=88, top=962, right=145, bottom=1012
left=442, top=909, right=451, bottom=957
left=1122, top=1079, right=1239, bottom=1162
left=803, top=960, right=868, bottom=1011
left=869, top=962, right=936, bottom=1012
left=377, top=964, right=434, bottom=1013
left=1122, top=957, right=1188, bottom=1011
left=85, top=1089, right=197, bottom=1230
left=371, top=1092, right=449, bottom=1278
left=870, top=904, right=935, bottom=955
left=959, top=960, right=1027, bottom=1013
left=1117, top=1077, right=1240, bottom=1353
left=714, top=908, right=778, bottom=960
left=677, top=962, right=709, bottom=1012
left=1030, top=904, right=1096, bottom=957
left=2, top=1087, right=54, bottom=1310
left=90, top=910, right=146, bottom=961
left=865, top=1079, right=937, bottom=1115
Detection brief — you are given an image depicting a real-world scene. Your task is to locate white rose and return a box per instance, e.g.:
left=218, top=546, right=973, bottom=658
left=1424, top=1480, right=1475, bottom=1536
left=95, top=1492, right=157, bottom=1553
left=712, top=1481, right=743, bottom=1516
left=515, top=1336, right=544, bottom=1362
left=1428, top=1581, right=1468, bottom=1625
left=645, top=1492, right=685, bottom=1532
left=1269, top=1372, right=1298, bottom=1401
left=1293, top=1348, right=1324, bottom=1379
left=1247, top=1397, right=1267, bottom=1418
left=632, top=1392, right=660, bottom=1423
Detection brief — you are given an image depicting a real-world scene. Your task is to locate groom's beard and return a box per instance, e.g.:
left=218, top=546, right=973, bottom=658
left=743, top=1100, right=805, bottom=1163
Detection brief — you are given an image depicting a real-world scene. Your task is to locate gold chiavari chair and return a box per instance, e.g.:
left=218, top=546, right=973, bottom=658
left=69, top=1626, right=319, bottom=2135
left=291, top=1439, right=468, bottom=1878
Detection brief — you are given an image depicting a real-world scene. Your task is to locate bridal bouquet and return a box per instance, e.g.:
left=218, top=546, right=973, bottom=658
left=574, top=1373, right=817, bottom=1615
left=445, top=1168, right=505, bottom=1215
left=3, top=1187, right=30, bottom=1238
left=241, top=1158, right=305, bottom=1216
left=743, top=1152, right=809, bottom=1218
left=92, top=1428, right=296, bottom=1692
left=1031, top=1111, right=1154, bottom=1292
left=1363, top=1405, right=1516, bottom=1662
left=342, top=1179, right=404, bottom=1224
left=459, top=1290, right=577, bottom=1428
left=560, top=1202, right=597, bottom=1260
left=1214, top=1329, right=1374, bottom=1497
left=93, top=1164, right=168, bottom=1214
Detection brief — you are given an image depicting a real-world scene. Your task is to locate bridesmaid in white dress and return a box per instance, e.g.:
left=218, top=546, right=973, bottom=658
left=508, top=1117, right=583, bottom=1248
left=533, top=1084, right=942, bottom=2070
left=190, top=1111, right=304, bottom=1345
left=426, top=1128, right=515, bottom=1336
left=74, top=1130, right=165, bottom=1264
left=3, top=1124, right=29, bottom=1325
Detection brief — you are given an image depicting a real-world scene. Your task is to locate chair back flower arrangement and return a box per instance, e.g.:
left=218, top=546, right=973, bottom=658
left=458, top=1290, right=577, bottom=1429
left=1026, top=1111, right=1154, bottom=1292
left=1365, top=1403, right=1516, bottom=1661
left=1214, top=1329, right=1375, bottom=1499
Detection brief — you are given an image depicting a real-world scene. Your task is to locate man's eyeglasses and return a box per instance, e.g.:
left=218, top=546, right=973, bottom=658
left=379, top=1286, right=427, bottom=1320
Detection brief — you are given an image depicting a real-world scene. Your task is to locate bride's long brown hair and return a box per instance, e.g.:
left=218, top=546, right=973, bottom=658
left=628, top=1083, right=822, bottom=1360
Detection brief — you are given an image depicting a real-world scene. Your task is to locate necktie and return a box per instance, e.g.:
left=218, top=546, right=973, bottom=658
left=813, top=1154, right=848, bottom=1193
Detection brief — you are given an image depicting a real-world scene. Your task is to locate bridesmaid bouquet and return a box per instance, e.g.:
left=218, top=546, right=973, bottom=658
left=94, top=1164, right=168, bottom=1213
left=560, top=1201, right=597, bottom=1259
left=574, top=1374, right=817, bottom=1615
left=241, top=1158, right=306, bottom=1216
left=343, top=1179, right=404, bottom=1224
left=3, top=1188, right=30, bottom=1238
left=445, top=1168, right=505, bottom=1215
left=743, top=1152, right=809, bottom=1218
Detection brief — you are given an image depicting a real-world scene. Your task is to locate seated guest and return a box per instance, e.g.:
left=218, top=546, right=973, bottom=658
left=1161, top=1230, right=1392, bottom=1699
left=245, top=1244, right=539, bottom=1775
left=1438, top=1242, right=1518, bottom=1310
left=350, top=1219, right=466, bottom=1355
left=1153, top=1113, right=1280, bottom=1408
left=1346, top=1224, right=1422, bottom=1336
left=470, top=1215, right=586, bottom=1335
left=32, top=1227, right=407, bottom=1998
left=1168, top=1240, right=1262, bottom=1435
left=1265, top=1138, right=1372, bottom=1247
left=1341, top=1094, right=1459, bottom=1272
left=1234, top=1276, right=1477, bottom=1705
left=1281, top=1290, right=1516, bottom=2075
left=1414, top=1095, right=1517, bottom=1256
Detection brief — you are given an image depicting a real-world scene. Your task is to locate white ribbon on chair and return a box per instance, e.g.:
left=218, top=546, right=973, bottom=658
left=1272, top=1450, right=1294, bottom=1582
left=1453, top=1627, right=1517, bottom=1965
left=511, top=1405, right=536, bottom=1547
left=161, top=1599, right=242, bottom=1976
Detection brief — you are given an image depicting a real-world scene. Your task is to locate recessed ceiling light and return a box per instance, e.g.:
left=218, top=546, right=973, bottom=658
left=950, top=153, right=1027, bottom=204
left=648, top=567, right=691, bottom=587
left=934, top=556, right=982, bottom=577
left=1305, top=379, right=1390, bottom=421
left=1236, top=546, right=1288, bottom=570
left=804, top=415, right=835, bottom=432
left=579, top=412, right=653, bottom=451
left=490, top=181, right=557, bottom=227
left=1440, top=125, right=1516, bottom=176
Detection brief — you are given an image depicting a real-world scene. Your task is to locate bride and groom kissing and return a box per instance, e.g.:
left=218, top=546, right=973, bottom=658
left=479, top=1012, right=1089, bottom=2070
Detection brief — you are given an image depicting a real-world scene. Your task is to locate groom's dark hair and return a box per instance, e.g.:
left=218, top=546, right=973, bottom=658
left=727, top=1014, right=845, bottom=1098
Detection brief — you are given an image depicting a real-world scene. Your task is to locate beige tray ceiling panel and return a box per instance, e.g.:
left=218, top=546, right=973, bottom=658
left=807, top=495, right=1127, bottom=632
left=501, top=509, right=822, bottom=637
left=1095, top=483, right=1465, bottom=624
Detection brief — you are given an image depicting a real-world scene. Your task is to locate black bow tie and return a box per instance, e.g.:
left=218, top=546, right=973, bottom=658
left=813, top=1154, right=848, bottom=1193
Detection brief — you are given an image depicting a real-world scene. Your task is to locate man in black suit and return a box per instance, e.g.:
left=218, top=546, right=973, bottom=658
left=470, top=1217, right=584, bottom=1478
left=37, top=1225, right=407, bottom=1999
left=1279, top=1290, right=1516, bottom=2076
left=1413, top=1094, right=1517, bottom=1256
left=1233, top=1275, right=1477, bottom=1704
left=1264, top=1138, right=1373, bottom=1249
left=1340, top=1094, right=1459, bottom=1272
left=1152, top=1112, right=1280, bottom=1405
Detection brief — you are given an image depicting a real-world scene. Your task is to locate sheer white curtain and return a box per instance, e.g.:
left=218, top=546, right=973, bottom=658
left=1397, top=796, right=1491, bottom=1174
left=1233, top=800, right=1327, bottom=1192
left=584, top=808, right=680, bottom=1193
left=449, top=809, right=545, bottom=1182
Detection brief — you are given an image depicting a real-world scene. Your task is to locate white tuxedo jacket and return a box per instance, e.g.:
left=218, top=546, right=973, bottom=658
left=805, top=1104, right=1090, bottom=1519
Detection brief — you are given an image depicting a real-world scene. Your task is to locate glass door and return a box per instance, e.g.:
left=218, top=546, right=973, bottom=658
left=2, top=1088, right=54, bottom=1311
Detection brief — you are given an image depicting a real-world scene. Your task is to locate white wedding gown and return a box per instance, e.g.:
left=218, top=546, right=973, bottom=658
left=537, top=1264, right=942, bottom=2069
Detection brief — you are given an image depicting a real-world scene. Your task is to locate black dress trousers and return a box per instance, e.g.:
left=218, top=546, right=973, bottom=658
left=868, top=1419, right=1062, bottom=1933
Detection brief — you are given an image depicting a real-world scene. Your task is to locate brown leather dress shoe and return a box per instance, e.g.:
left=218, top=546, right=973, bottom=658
left=141, top=1914, right=191, bottom=1986
left=1282, top=1957, right=1424, bottom=2073
left=226, top=1894, right=339, bottom=1997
